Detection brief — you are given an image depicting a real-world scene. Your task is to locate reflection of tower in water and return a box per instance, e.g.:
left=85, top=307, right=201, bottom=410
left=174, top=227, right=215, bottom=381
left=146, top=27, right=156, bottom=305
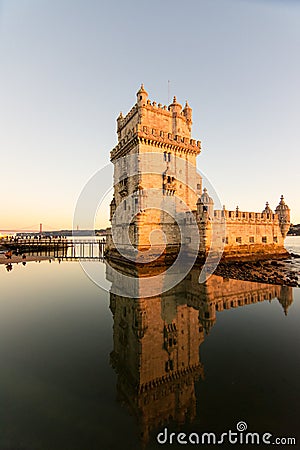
left=277, top=285, right=294, bottom=315
left=107, top=263, right=293, bottom=446
left=109, top=267, right=204, bottom=446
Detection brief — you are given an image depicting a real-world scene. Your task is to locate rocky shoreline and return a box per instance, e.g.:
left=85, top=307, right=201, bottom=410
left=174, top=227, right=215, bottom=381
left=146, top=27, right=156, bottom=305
left=215, top=253, right=300, bottom=288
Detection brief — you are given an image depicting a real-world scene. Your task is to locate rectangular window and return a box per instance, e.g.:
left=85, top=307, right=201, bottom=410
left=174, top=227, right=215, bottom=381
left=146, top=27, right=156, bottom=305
left=164, top=151, right=167, bottom=161
left=262, top=236, right=267, bottom=243
left=273, top=236, right=278, bottom=243
left=160, top=131, right=164, bottom=137
left=168, top=152, right=171, bottom=162
left=197, top=183, right=201, bottom=190
left=249, top=236, right=255, bottom=243
left=236, top=237, right=242, bottom=244
left=124, top=200, right=126, bottom=210
left=222, top=237, right=228, bottom=244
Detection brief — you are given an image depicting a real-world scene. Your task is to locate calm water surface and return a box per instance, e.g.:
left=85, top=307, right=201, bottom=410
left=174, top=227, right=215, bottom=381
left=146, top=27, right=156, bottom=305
left=0, top=237, right=299, bottom=449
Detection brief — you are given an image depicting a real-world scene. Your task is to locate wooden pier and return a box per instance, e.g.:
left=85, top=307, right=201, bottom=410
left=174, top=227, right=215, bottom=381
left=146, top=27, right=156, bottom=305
left=68, top=240, right=106, bottom=259
left=0, top=238, right=106, bottom=259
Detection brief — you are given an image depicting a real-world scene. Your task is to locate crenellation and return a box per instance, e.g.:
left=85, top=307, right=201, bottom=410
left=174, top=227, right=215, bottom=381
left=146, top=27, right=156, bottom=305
left=213, top=209, right=280, bottom=223
left=111, top=125, right=201, bottom=162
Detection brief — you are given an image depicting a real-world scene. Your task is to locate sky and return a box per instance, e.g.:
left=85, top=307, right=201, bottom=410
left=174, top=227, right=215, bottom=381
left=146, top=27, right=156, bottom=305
left=0, top=0, right=299, bottom=230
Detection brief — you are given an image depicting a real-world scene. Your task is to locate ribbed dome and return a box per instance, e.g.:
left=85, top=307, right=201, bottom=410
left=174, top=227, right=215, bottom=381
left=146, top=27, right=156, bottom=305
left=275, top=195, right=289, bottom=212
left=137, top=83, right=148, bottom=96
left=262, top=201, right=273, bottom=214
left=200, top=188, right=214, bottom=205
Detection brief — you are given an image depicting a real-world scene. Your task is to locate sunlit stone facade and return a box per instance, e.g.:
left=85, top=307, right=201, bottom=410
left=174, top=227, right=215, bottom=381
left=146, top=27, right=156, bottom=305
left=106, top=86, right=291, bottom=259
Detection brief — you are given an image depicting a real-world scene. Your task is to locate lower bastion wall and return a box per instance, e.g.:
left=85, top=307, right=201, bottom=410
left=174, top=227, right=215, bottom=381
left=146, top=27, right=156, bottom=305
left=197, top=208, right=289, bottom=259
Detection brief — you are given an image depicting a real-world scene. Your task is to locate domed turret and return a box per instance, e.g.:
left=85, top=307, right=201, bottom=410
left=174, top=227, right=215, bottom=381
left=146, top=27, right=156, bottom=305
left=262, top=201, right=273, bottom=215
left=169, top=95, right=182, bottom=114
left=275, top=195, right=291, bottom=238
left=136, top=83, right=148, bottom=106
left=276, top=195, right=290, bottom=213
left=183, top=100, right=192, bottom=131
left=201, top=188, right=213, bottom=205
left=197, top=188, right=214, bottom=218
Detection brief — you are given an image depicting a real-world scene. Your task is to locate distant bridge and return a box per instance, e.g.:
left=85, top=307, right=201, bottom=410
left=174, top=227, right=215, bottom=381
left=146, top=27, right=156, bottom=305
left=0, top=223, right=51, bottom=233
left=0, top=223, right=107, bottom=234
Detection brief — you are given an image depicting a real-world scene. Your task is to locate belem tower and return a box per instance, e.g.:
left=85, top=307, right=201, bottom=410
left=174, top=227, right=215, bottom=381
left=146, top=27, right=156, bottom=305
left=105, top=85, right=290, bottom=261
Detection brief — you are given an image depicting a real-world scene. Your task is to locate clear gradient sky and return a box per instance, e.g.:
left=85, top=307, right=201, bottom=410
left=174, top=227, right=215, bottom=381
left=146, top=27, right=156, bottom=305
left=0, top=0, right=299, bottom=230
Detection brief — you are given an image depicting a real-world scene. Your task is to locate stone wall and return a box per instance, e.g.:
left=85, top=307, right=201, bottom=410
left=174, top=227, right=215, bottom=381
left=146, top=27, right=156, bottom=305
left=196, top=207, right=289, bottom=259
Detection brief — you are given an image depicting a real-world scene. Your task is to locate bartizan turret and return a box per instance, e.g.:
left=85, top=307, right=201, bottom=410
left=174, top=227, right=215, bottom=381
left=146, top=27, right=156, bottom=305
left=262, top=201, right=273, bottom=215
left=275, top=195, right=291, bottom=238
left=197, top=188, right=214, bottom=219
left=182, top=101, right=192, bottom=132
left=136, top=83, right=148, bottom=106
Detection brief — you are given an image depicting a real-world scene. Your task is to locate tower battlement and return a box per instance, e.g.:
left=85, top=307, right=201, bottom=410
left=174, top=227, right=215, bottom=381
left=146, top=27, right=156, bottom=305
left=111, top=85, right=200, bottom=162
left=111, top=128, right=201, bottom=162
left=115, top=84, right=198, bottom=146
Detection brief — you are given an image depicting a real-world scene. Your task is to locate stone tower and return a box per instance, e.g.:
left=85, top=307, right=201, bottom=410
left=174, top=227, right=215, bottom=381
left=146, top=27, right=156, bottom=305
left=106, top=85, right=202, bottom=255
left=105, top=86, right=291, bottom=261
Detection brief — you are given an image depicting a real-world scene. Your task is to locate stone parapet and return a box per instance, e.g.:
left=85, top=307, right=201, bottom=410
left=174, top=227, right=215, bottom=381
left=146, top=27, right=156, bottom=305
left=111, top=130, right=201, bottom=161
left=212, top=209, right=279, bottom=223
